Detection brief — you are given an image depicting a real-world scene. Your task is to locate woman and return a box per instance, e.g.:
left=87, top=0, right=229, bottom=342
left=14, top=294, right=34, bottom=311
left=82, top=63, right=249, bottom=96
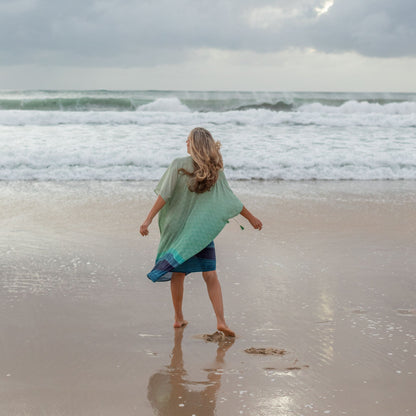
left=140, top=127, right=262, bottom=337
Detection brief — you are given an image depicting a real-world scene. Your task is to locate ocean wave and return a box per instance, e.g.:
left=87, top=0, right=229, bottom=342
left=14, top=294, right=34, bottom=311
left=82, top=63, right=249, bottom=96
left=1, top=90, right=415, bottom=115
left=1, top=107, right=414, bottom=128
left=235, top=101, right=294, bottom=112
left=2, top=161, right=415, bottom=181
left=1, top=90, right=415, bottom=182
left=299, top=100, right=416, bottom=115
left=136, top=97, right=191, bottom=112
left=0, top=97, right=138, bottom=111
left=1, top=132, right=415, bottom=181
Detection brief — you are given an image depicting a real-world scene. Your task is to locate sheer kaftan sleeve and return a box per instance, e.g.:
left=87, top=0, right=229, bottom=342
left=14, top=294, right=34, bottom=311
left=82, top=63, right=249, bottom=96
left=217, top=170, right=243, bottom=216
left=154, top=159, right=180, bottom=202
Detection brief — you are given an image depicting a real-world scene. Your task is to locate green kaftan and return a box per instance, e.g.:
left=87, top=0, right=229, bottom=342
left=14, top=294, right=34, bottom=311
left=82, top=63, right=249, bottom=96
left=147, top=156, right=243, bottom=282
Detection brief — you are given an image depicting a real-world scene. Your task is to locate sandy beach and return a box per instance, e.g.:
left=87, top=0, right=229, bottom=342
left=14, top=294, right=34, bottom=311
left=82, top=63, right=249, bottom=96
left=1, top=180, right=416, bottom=416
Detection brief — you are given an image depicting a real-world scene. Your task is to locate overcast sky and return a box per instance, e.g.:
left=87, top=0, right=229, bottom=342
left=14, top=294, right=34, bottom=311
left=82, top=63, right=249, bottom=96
left=0, top=0, right=415, bottom=91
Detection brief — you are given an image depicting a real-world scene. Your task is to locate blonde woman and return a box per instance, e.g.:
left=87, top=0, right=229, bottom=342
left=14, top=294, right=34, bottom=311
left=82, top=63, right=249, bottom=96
left=140, top=127, right=262, bottom=337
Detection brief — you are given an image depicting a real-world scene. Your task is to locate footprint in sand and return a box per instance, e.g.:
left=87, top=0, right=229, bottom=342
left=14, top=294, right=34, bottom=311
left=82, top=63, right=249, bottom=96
left=244, top=347, right=287, bottom=355
left=351, top=309, right=367, bottom=314
left=264, top=364, right=310, bottom=372
left=197, top=331, right=234, bottom=342
left=246, top=349, right=309, bottom=372
left=397, top=309, right=416, bottom=316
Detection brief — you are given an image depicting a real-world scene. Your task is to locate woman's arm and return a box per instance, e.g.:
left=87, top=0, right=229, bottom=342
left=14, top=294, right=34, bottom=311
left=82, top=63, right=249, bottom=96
left=240, top=206, right=263, bottom=230
left=140, top=195, right=166, bottom=236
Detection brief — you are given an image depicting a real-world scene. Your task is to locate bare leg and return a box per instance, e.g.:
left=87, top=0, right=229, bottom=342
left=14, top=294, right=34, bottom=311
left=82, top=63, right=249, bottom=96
left=202, top=270, right=235, bottom=337
left=170, top=272, right=188, bottom=328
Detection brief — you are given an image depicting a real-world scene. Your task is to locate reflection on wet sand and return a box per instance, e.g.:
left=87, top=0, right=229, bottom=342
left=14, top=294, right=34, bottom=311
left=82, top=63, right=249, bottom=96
left=147, top=329, right=234, bottom=415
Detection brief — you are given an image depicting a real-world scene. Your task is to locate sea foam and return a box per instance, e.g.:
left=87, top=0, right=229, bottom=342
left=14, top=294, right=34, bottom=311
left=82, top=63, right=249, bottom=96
left=299, top=100, right=416, bottom=115
left=136, top=97, right=191, bottom=112
left=0, top=90, right=415, bottom=181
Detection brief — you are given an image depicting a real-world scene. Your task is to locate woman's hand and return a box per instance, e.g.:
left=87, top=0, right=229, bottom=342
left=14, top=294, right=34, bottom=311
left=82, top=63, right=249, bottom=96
left=140, top=220, right=151, bottom=236
left=140, top=196, right=166, bottom=237
left=240, top=206, right=263, bottom=231
left=249, top=216, right=263, bottom=231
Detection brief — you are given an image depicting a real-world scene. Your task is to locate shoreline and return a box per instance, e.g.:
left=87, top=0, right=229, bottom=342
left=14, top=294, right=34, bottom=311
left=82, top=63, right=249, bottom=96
left=2, top=178, right=416, bottom=200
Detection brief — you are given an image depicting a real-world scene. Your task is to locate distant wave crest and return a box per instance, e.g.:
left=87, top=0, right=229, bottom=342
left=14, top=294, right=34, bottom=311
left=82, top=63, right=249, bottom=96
left=136, top=97, right=191, bottom=112
left=236, top=101, right=294, bottom=112
left=1, top=92, right=415, bottom=115
left=1, top=105, right=414, bottom=127
left=0, top=97, right=136, bottom=111
left=299, top=100, right=416, bottom=115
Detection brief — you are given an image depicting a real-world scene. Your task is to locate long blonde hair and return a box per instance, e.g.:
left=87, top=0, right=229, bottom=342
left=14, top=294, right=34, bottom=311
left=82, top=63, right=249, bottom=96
left=179, top=127, right=223, bottom=194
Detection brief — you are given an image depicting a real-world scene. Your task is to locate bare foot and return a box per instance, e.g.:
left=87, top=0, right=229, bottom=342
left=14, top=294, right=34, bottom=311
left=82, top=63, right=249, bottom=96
left=217, top=324, right=235, bottom=337
left=173, top=320, right=188, bottom=328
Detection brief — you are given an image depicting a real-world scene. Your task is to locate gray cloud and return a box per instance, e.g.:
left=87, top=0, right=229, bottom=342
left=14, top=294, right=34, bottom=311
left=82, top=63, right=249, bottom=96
left=0, top=0, right=415, bottom=67
left=308, top=0, right=416, bottom=57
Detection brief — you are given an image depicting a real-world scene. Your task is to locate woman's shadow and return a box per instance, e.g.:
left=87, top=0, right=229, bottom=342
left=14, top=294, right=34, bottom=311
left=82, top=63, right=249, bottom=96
left=147, top=328, right=235, bottom=415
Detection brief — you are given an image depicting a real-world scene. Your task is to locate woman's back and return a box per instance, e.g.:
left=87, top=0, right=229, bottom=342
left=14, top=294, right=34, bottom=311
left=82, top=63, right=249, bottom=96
left=151, top=155, right=243, bottom=282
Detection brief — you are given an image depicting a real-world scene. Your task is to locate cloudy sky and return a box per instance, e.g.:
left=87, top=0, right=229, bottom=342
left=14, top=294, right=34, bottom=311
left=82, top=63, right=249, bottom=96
left=0, top=0, right=415, bottom=91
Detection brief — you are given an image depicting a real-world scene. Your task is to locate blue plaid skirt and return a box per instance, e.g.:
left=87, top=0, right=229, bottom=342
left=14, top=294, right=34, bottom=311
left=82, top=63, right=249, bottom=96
left=171, top=241, right=216, bottom=275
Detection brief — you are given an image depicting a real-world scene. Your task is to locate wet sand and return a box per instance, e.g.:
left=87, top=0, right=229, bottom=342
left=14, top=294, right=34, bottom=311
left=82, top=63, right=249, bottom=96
left=1, top=180, right=416, bottom=416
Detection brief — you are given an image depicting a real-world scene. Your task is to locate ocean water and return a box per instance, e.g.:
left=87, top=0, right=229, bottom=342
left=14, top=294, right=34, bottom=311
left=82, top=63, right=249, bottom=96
left=0, top=90, right=415, bottom=181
